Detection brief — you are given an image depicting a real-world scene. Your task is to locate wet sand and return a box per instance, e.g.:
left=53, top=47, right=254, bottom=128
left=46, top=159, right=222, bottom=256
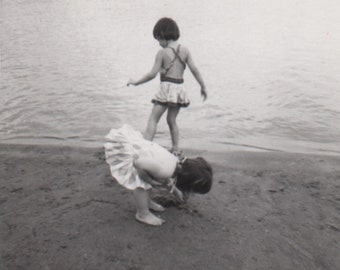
left=0, top=143, right=339, bottom=270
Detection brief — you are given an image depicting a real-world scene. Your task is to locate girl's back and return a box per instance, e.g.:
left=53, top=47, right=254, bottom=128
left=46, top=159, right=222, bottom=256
left=161, top=44, right=188, bottom=79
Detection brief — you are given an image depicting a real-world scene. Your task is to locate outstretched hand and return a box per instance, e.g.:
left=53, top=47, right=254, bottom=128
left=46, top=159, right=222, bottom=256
left=201, top=88, right=207, bottom=101
left=127, top=79, right=137, bottom=87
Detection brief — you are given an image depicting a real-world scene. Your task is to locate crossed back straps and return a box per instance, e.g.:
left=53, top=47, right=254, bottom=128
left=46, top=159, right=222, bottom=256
left=162, top=45, right=186, bottom=76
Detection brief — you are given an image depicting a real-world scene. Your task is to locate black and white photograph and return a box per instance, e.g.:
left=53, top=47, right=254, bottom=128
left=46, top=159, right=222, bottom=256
left=1, top=0, right=339, bottom=269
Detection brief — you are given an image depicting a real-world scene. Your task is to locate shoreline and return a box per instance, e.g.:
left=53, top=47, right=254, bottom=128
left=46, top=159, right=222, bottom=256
left=2, top=135, right=340, bottom=157
left=1, top=143, right=339, bottom=270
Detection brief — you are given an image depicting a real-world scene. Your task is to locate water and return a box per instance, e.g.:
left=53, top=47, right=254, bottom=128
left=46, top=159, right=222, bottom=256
left=1, top=0, right=340, bottom=155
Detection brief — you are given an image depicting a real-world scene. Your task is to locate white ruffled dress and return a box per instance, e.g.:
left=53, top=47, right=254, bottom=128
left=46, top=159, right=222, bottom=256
left=104, top=125, right=177, bottom=190
left=152, top=81, right=190, bottom=107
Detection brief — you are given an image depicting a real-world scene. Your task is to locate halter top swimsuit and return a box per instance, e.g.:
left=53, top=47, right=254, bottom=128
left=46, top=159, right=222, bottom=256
left=160, top=45, right=186, bottom=84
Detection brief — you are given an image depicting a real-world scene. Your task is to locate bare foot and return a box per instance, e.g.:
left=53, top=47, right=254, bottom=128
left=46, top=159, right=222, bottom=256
left=135, top=212, right=165, bottom=226
left=149, top=200, right=165, bottom=212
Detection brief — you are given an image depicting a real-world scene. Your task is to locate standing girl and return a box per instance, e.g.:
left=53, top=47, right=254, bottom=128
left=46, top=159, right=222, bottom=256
left=127, top=17, right=207, bottom=156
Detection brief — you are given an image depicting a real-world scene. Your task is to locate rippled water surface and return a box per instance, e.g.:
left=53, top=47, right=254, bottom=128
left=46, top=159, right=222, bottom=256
left=2, top=0, right=340, bottom=155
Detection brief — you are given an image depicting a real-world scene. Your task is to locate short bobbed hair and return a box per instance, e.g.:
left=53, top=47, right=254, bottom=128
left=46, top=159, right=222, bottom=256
left=153, top=17, right=180, bottom=41
left=176, top=157, right=213, bottom=194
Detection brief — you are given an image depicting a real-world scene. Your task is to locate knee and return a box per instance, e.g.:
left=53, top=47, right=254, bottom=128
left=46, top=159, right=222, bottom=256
left=166, top=117, right=176, bottom=127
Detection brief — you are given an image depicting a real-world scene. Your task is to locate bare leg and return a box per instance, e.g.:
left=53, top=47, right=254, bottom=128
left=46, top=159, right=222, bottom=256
left=166, top=105, right=181, bottom=152
left=134, top=188, right=164, bottom=226
left=134, top=163, right=165, bottom=212
left=144, top=104, right=167, bottom=141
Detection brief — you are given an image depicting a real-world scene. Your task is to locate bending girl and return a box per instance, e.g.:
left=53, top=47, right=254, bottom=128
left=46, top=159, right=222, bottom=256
left=104, top=125, right=213, bottom=226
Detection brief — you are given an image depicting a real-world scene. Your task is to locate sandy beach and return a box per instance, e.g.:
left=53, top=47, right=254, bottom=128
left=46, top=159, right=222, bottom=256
left=0, top=143, right=339, bottom=270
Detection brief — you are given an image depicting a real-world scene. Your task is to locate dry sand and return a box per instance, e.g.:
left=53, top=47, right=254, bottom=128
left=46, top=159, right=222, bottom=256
left=0, top=143, right=339, bottom=270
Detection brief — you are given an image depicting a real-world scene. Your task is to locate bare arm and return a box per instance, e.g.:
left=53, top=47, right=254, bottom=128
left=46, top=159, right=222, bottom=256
left=186, top=51, right=207, bottom=101
left=135, top=166, right=166, bottom=188
left=134, top=157, right=168, bottom=179
left=134, top=157, right=170, bottom=187
left=127, top=50, right=163, bottom=86
left=134, top=157, right=184, bottom=201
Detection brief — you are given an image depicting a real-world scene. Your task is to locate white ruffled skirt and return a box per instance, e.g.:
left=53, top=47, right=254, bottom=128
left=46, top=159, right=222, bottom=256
left=104, top=125, right=152, bottom=190
left=152, top=81, right=190, bottom=107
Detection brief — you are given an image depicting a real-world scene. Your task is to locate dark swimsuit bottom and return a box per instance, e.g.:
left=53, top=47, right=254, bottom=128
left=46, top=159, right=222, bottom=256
left=160, top=75, right=184, bottom=84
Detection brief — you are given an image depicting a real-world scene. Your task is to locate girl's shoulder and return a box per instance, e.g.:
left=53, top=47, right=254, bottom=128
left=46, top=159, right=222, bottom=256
left=167, top=45, right=190, bottom=58
left=157, top=45, right=190, bottom=62
left=169, top=44, right=190, bottom=54
left=177, top=45, right=190, bottom=61
left=158, top=44, right=190, bottom=53
left=178, top=44, right=189, bottom=52
left=156, top=48, right=169, bottom=59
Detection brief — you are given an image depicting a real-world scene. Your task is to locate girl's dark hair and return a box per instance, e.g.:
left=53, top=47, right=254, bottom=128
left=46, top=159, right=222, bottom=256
left=176, top=157, right=213, bottom=194
left=153, top=17, right=180, bottom=41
